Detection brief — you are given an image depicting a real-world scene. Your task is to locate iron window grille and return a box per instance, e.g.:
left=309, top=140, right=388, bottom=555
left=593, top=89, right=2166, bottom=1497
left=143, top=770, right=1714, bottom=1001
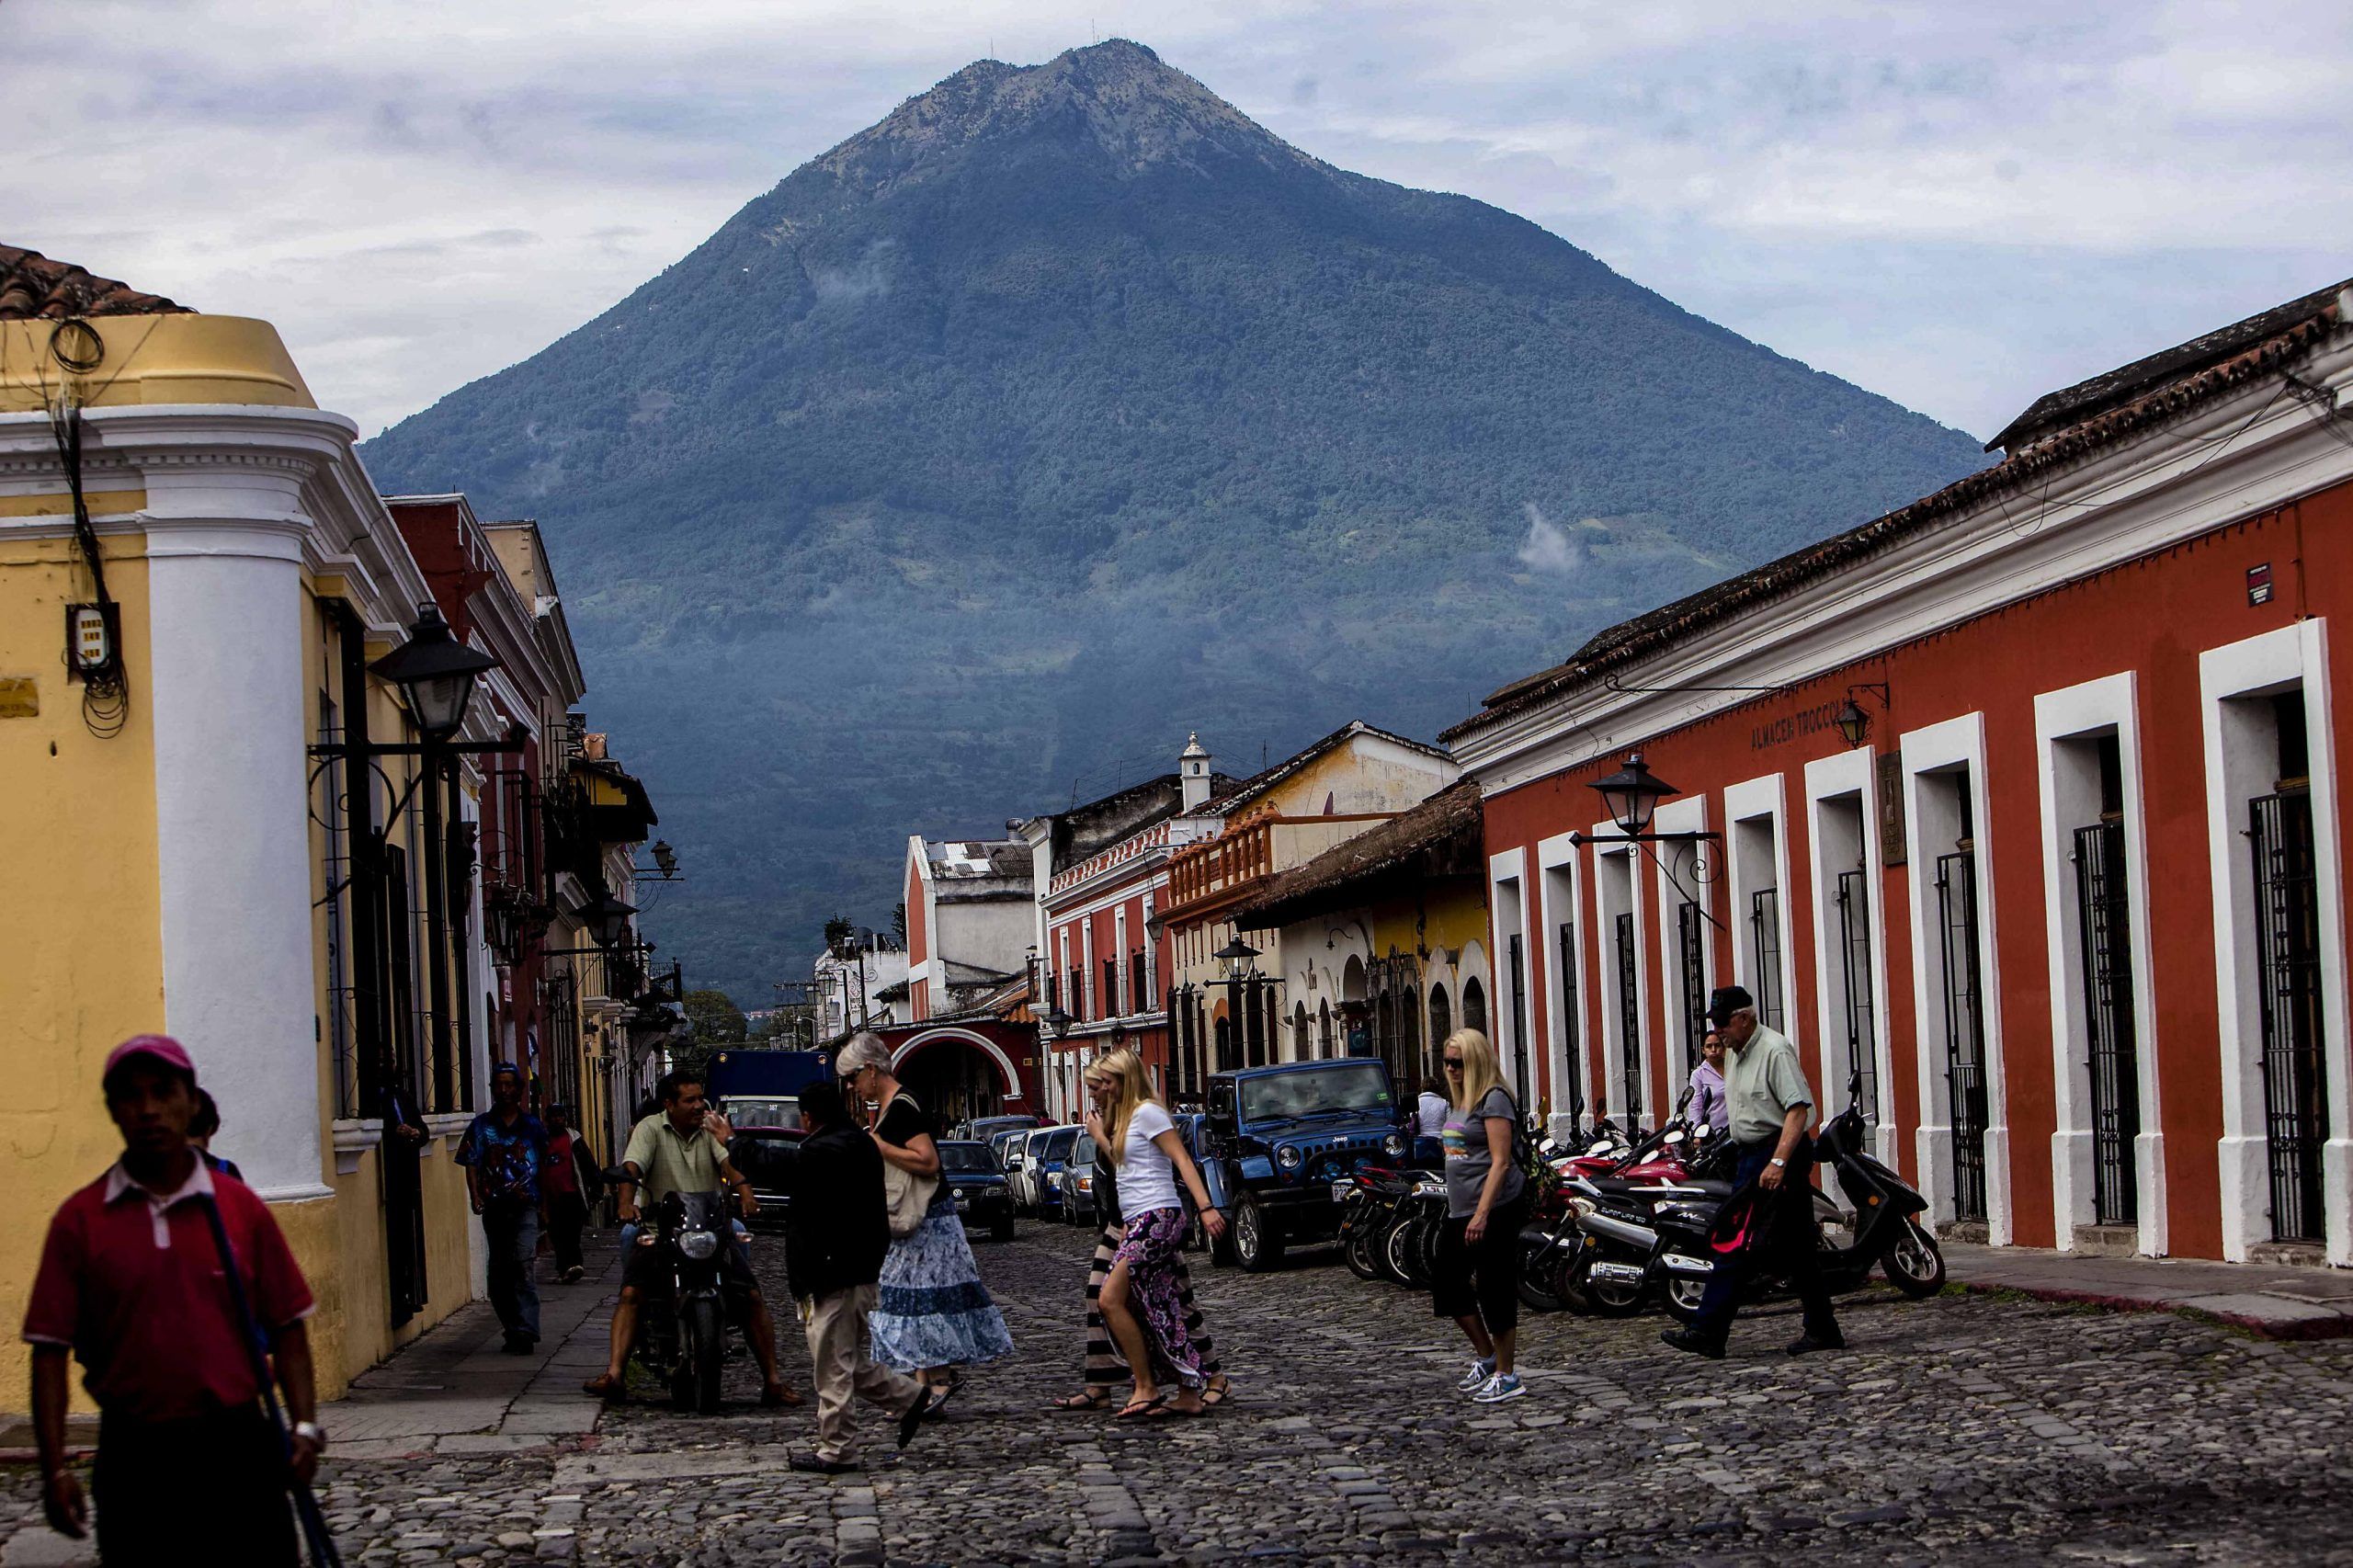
left=1616, top=911, right=1643, bottom=1121
left=2251, top=789, right=2326, bottom=1243
left=2073, top=819, right=2141, bottom=1227
left=1749, top=887, right=1785, bottom=1031
left=1834, top=869, right=1878, bottom=1119
left=1677, top=901, right=1707, bottom=1070
left=1556, top=922, right=1584, bottom=1128
left=1507, top=932, right=1531, bottom=1110
left=1935, top=848, right=1991, bottom=1222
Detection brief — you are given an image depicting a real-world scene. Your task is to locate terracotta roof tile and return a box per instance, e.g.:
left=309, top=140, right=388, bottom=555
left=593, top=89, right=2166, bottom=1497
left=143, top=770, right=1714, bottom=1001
left=0, top=244, right=189, bottom=322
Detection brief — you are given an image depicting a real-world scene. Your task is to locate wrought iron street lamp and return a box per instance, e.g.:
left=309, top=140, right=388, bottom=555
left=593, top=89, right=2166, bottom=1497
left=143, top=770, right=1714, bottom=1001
left=584, top=892, right=638, bottom=950
left=1593, top=753, right=1677, bottom=837
left=1834, top=699, right=1871, bottom=748
left=1214, top=934, right=1258, bottom=1072
left=369, top=603, right=498, bottom=741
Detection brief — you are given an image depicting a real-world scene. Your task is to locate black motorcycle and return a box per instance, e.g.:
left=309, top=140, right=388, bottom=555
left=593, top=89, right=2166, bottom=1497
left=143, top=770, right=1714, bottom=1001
left=1649, top=1074, right=1946, bottom=1324
left=625, top=1186, right=739, bottom=1413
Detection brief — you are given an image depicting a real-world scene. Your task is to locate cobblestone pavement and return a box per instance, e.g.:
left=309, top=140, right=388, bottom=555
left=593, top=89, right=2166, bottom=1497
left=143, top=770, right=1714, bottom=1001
left=8, top=1220, right=2353, bottom=1565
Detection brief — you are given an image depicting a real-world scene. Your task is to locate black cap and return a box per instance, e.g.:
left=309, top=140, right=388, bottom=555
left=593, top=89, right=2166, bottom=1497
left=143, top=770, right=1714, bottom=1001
left=1706, top=984, right=1756, bottom=1028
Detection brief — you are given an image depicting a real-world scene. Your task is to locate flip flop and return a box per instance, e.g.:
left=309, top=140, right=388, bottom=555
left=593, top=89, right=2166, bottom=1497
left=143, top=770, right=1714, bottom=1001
left=1050, top=1390, right=1116, bottom=1411
left=761, top=1384, right=804, bottom=1408
left=1114, top=1394, right=1168, bottom=1421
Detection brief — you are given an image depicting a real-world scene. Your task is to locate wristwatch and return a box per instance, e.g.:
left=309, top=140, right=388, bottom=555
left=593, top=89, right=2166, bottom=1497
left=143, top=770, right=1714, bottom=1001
left=293, top=1421, right=327, bottom=1450
left=1768, top=1157, right=1787, bottom=1168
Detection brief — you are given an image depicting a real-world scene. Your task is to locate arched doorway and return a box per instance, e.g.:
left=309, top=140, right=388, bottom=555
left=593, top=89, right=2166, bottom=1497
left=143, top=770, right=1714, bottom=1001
left=892, top=1029, right=1021, bottom=1130
left=1291, top=1002, right=1308, bottom=1060
left=1462, top=977, right=1488, bottom=1036
left=1429, top=983, right=1451, bottom=1055
left=1318, top=1000, right=1334, bottom=1057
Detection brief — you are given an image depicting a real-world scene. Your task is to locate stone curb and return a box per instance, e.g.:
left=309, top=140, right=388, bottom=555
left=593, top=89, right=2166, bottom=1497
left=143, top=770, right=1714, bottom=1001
left=1949, top=1278, right=2353, bottom=1341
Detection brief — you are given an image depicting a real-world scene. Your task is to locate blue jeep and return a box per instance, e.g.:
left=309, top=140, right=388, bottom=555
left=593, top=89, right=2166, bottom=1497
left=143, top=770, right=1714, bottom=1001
left=1203, top=1059, right=1409, bottom=1271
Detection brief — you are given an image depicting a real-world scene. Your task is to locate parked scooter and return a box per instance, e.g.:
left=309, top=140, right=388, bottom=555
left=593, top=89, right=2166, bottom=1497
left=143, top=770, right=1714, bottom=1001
left=1527, top=1090, right=1731, bottom=1316
left=619, top=1183, right=740, bottom=1413
left=1647, top=1074, right=1946, bottom=1324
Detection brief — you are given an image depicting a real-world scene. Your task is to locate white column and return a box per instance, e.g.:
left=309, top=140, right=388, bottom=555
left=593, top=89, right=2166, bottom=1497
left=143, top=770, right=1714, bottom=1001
left=144, top=504, right=330, bottom=1202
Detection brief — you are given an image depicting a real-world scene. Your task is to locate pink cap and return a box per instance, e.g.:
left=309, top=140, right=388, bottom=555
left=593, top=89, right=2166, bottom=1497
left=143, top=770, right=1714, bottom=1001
left=103, top=1033, right=196, bottom=1083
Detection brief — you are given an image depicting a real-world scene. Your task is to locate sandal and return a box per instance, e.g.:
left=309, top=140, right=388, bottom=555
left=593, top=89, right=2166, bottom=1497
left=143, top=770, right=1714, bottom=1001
left=1114, top=1394, right=1168, bottom=1420
left=1199, top=1376, right=1233, bottom=1409
left=761, top=1383, right=804, bottom=1408
left=581, top=1373, right=626, bottom=1403
left=1050, top=1389, right=1116, bottom=1411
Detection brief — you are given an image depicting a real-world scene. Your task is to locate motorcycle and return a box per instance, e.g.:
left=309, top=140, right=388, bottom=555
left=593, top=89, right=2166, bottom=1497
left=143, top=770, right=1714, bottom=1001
left=623, top=1185, right=740, bottom=1413
left=1338, top=1167, right=1411, bottom=1282
left=1648, top=1074, right=1946, bottom=1325
left=1527, top=1089, right=1731, bottom=1317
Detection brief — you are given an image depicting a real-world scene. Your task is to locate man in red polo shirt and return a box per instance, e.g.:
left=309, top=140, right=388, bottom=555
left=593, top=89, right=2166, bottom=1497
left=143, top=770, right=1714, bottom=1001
left=22, top=1035, right=321, bottom=1562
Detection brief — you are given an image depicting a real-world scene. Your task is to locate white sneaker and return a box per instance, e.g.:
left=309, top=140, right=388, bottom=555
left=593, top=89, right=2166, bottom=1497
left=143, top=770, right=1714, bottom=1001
left=1456, top=1358, right=1496, bottom=1392
left=1471, top=1372, right=1525, bottom=1403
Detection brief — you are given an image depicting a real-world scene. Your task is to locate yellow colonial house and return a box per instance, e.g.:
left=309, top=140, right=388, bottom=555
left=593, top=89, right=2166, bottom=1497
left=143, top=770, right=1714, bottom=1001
left=0, top=245, right=631, bottom=1403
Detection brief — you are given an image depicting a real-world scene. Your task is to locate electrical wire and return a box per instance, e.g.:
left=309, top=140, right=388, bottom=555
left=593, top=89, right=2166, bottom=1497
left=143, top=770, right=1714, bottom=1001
left=45, top=395, right=131, bottom=738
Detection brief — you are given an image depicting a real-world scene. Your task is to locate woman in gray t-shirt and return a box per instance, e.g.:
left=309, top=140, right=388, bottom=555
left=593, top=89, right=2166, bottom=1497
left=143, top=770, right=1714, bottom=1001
left=1434, top=1029, right=1529, bottom=1403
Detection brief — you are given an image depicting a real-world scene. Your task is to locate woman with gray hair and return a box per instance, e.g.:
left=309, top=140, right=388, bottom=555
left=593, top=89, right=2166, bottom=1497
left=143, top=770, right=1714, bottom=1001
left=839, top=1033, right=1013, bottom=1405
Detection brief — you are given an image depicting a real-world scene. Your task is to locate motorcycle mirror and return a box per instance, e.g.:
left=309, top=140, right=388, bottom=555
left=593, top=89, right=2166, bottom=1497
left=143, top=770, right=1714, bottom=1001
left=1675, top=1085, right=1694, bottom=1112
left=1662, top=1129, right=1685, bottom=1146
left=1586, top=1139, right=1613, bottom=1157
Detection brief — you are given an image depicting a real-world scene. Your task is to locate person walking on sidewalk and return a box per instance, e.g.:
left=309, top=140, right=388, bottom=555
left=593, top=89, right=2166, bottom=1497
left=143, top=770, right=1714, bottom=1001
left=1082, top=1049, right=1229, bottom=1419
left=1663, top=985, right=1845, bottom=1359
left=542, top=1104, right=602, bottom=1284
left=842, top=1034, right=1014, bottom=1403
left=1434, top=1029, right=1530, bottom=1403
left=23, top=1036, right=322, bottom=1563
left=785, top=1079, right=938, bottom=1472
left=583, top=1069, right=800, bottom=1406
left=454, top=1063, right=550, bottom=1353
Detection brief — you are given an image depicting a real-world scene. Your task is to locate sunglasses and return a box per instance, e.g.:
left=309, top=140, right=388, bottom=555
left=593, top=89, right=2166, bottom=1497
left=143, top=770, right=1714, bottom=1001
left=1443, top=1058, right=1464, bottom=1069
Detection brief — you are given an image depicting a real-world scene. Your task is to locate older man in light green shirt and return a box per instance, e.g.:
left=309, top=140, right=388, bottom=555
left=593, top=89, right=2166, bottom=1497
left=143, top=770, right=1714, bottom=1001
left=1661, top=984, right=1844, bottom=1360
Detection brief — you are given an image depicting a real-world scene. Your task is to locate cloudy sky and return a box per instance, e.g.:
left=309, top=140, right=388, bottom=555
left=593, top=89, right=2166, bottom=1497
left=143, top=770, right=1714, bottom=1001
left=7, top=0, right=2346, bottom=440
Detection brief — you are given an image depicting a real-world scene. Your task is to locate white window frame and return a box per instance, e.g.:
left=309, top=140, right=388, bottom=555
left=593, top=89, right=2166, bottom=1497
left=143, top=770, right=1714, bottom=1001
left=1803, top=747, right=1898, bottom=1164
left=1901, top=711, right=2012, bottom=1243
left=2033, top=671, right=2165, bottom=1256
left=2200, top=619, right=2350, bottom=1264
left=1593, top=825, right=1651, bottom=1129
left=1722, top=773, right=1800, bottom=1050
left=1650, top=794, right=1715, bottom=1092
left=1114, top=904, right=1131, bottom=1017
left=1537, top=831, right=1588, bottom=1140
left=1488, top=846, right=1534, bottom=1113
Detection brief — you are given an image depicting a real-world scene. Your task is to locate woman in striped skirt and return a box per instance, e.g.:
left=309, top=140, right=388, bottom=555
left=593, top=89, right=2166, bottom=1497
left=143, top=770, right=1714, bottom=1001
left=1050, top=1061, right=1230, bottom=1411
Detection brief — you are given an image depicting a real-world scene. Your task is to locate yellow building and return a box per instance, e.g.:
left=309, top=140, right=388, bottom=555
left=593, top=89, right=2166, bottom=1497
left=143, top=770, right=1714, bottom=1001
left=1232, top=779, right=1493, bottom=1102
left=1152, top=722, right=1459, bottom=1106
left=0, top=246, right=649, bottom=1403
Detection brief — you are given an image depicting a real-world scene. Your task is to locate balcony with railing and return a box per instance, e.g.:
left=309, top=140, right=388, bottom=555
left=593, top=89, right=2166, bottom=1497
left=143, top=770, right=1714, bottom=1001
left=1162, top=814, right=1392, bottom=917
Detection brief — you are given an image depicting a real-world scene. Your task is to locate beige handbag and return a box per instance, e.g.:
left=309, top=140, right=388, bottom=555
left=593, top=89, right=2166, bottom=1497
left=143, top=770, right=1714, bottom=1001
left=880, top=1092, right=939, bottom=1238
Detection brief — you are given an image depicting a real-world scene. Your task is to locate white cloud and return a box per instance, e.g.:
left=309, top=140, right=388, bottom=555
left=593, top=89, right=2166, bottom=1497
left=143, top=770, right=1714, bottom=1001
left=1516, top=504, right=1582, bottom=575
left=2, top=0, right=2343, bottom=438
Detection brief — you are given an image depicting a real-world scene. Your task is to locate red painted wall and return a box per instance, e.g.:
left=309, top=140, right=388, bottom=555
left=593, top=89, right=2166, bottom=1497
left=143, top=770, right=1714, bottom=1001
left=1480, top=483, right=2353, bottom=1261
left=906, top=860, right=929, bottom=1022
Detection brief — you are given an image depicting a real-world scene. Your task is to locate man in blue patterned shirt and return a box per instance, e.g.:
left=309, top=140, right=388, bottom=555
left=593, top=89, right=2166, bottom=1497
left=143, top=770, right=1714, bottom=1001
left=455, top=1063, right=549, bottom=1353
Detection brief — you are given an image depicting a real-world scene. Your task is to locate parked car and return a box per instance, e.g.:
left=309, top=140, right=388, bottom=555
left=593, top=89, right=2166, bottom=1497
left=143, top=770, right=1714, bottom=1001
left=988, top=1126, right=1030, bottom=1191
left=1171, top=1113, right=1235, bottom=1253
left=1063, top=1131, right=1103, bottom=1227
left=724, top=1125, right=804, bottom=1233
left=1023, top=1125, right=1082, bottom=1221
left=1007, top=1127, right=1048, bottom=1213
left=937, top=1139, right=1017, bottom=1242
left=961, top=1113, right=1043, bottom=1143
left=1200, top=1059, right=1409, bottom=1271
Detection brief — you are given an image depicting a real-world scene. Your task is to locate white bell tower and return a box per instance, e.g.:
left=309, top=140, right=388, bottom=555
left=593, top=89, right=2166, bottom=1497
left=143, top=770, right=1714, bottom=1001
left=1179, top=732, right=1212, bottom=811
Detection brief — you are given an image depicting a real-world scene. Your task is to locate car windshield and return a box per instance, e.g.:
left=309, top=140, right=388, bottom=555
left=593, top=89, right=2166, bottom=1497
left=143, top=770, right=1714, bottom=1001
left=728, top=1132, right=799, bottom=1187
left=1042, top=1128, right=1078, bottom=1160
left=1072, top=1133, right=1096, bottom=1163
left=1240, top=1065, right=1392, bottom=1125
left=938, top=1142, right=998, bottom=1173
left=723, top=1097, right=801, bottom=1131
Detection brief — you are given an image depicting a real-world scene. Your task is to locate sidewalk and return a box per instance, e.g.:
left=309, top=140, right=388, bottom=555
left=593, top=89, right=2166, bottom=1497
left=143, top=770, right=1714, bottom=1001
left=325, top=1235, right=620, bottom=1460
left=1946, top=1242, right=2353, bottom=1339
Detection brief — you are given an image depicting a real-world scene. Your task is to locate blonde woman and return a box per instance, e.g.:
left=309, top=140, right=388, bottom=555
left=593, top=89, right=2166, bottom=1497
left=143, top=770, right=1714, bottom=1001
left=1436, top=1029, right=1529, bottom=1403
left=839, top=1033, right=1013, bottom=1403
left=1086, top=1048, right=1228, bottom=1418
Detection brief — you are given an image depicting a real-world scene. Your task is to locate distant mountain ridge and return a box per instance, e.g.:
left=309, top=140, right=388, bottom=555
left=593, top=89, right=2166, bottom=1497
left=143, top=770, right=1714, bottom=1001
left=359, top=40, right=1988, bottom=1001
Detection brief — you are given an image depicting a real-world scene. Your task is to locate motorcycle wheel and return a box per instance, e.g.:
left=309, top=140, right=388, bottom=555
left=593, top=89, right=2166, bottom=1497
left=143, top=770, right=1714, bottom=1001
left=1662, top=1275, right=1708, bottom=1325
left=679, top=1296, right=723, bottom=1415
left=1882, top=1218, right=1948, bottom=1297
left=1410, top=1215, right=1442, bottom=1288
left=1381, top=1215, right=1419, bottom=1287
left=1344, top=1220, right=1383, bottom=1282
left=1551, top=1252, right=1593, bottom=1313
left=1517, top=1235, right=1563, bottom=1312
left=1233, top=1195, right=1282, bottom=1272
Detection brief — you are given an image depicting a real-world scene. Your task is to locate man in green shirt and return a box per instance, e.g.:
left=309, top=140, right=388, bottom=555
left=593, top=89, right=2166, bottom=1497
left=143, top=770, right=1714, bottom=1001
left=582, top=1070, right=801, bottom=1406
left=1662, top=985, right=1845, bottom=1359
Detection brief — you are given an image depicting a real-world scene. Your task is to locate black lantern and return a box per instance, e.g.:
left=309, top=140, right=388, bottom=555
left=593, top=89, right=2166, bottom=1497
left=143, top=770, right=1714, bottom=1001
left=1591, top=753, right=1678, bottom=837
left=1834, top=699, right=1871, bottom=748
left=369, top=603, right=499, bottom=741
left=585, top=892, right=637, bottom=950
left=1214, top=934, right=1260, bottom=982
left=1143, top=911, right=1166, bottom=943
left=484, top=894, right=523, bottom=963
left=651, top=839, right=678, bottom=878
left=1041, top=1004, right=1074, bottom=1040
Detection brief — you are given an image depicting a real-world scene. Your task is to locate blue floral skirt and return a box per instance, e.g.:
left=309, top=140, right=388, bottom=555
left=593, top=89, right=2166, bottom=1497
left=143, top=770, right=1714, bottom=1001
left=870, top=1190, right=1015, bottom=1372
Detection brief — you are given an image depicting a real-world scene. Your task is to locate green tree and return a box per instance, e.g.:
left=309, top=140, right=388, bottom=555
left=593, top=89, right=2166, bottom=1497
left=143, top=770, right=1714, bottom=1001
left=683, top=988, right=747, bottom=1046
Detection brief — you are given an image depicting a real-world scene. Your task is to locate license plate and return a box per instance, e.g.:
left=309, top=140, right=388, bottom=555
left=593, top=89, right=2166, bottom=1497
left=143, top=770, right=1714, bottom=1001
left=1331, top=1181, right=1353, bottom=1203
left=953, top=1192, right=970, bottom=1208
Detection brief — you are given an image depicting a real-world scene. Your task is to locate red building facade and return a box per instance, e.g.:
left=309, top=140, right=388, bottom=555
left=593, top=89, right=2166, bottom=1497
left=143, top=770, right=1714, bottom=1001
left=1448, top=282, right=2353, bottom=1267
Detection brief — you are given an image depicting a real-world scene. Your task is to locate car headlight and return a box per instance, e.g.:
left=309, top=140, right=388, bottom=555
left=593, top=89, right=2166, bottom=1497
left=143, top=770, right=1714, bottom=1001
left=1047, top=1172, right=1063, bottom=1187
left=1382, top=1133, right=1405, bottom=1157
left=1277, top=1145, right=1302, bottom=1170
left=677, top=1230, right=721, bottom=1260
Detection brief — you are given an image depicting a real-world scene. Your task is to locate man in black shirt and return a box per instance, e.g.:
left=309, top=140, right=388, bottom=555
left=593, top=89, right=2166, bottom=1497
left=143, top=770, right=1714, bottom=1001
left=787, top=1080, right=936, bottom=1472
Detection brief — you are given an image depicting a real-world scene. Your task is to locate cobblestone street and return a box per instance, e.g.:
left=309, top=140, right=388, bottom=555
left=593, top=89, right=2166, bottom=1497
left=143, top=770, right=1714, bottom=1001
left=10, top=1220, right=2353, bottom=1566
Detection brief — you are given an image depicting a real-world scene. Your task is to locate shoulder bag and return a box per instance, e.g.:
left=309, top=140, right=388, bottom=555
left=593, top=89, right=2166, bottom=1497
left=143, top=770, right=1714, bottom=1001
left=879, top=1091, right=941, bottom=1238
